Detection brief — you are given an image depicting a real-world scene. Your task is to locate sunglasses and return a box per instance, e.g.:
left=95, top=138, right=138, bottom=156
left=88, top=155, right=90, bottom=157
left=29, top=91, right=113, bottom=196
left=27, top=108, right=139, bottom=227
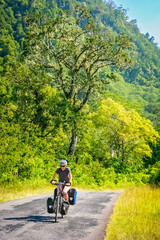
left=60, top=165, right=65, bottom=167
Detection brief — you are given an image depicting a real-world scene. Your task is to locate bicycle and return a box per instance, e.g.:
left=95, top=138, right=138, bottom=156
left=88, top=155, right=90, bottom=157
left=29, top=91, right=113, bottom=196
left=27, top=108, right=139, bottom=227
left=48, top=180, right=71, bottom=222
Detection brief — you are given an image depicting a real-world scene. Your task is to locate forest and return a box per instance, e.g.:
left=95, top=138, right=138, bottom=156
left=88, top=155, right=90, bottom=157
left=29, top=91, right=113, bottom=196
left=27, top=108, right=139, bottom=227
left=0, top=0, right=160, bottom=189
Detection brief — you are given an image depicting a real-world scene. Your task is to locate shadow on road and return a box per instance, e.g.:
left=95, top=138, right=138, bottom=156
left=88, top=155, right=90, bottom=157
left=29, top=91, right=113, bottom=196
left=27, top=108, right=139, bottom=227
left=4, top=215, right=61, bottom=223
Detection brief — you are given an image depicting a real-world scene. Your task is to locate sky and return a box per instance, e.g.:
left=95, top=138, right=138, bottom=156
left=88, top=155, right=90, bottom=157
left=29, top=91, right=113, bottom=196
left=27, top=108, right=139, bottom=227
left=112, top=0, right=160, bottom=46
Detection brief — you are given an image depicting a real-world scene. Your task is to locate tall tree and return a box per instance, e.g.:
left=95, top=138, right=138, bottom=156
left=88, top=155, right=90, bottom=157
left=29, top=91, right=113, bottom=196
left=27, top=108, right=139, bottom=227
left=91, top=98, right=159, bottom=166
left=22, top=5, right=132, bottom=155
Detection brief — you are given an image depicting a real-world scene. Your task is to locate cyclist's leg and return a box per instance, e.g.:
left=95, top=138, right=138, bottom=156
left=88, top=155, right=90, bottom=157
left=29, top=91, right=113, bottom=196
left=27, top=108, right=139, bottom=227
left=62, top=186, right=70, bottom=201
left=57, top=185, right=62, bottom=195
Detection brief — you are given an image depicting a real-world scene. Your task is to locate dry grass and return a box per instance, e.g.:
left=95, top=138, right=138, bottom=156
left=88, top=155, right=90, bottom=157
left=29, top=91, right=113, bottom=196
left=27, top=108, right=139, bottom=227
left=0, top=180, right=54, bottom=203
left=105, top=186, right=160, bottom=240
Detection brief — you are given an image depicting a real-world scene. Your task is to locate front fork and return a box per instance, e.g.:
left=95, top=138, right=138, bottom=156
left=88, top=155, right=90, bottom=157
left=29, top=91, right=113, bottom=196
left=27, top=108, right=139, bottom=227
left=57, top=185, right=64, bottom=212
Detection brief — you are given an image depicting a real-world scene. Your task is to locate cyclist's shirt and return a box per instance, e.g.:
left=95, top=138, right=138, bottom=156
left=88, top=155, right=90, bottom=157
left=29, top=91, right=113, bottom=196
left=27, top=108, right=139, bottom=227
left=55, top=167, right=71, bottom=182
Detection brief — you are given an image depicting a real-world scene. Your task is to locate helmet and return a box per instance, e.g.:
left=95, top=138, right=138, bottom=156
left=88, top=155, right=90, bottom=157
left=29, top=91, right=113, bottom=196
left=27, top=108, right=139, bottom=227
left=60, top=159, right=67, bottom=166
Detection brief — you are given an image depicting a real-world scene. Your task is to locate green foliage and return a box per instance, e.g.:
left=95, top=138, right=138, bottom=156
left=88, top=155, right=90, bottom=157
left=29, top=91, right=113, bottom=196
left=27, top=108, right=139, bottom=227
left=0, top=0, right=160, bottom=188
left=89, top=98, right=159, bottom=169
left=22, top=6, right=131, bottom=111
left=69, top=162, right=150, bottom=189
left=148, top=161, right=160, bottom=185
left=21, top=5, right=132, bottom=155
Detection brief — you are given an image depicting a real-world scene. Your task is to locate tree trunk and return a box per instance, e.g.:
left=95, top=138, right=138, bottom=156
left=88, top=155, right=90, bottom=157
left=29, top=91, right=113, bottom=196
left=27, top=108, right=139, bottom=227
left=68, top=121, right=78, bottom=155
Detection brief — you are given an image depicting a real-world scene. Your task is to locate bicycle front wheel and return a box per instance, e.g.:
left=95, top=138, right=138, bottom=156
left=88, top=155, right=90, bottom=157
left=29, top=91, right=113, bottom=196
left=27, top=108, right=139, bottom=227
left=54, top=196, right=59, bottom=222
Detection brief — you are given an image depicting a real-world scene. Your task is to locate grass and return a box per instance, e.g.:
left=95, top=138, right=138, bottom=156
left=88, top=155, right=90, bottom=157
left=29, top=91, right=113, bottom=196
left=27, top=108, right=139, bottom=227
left=0, top=180, right=54, bottom=203
left=105, top=186, right=160, bottom=240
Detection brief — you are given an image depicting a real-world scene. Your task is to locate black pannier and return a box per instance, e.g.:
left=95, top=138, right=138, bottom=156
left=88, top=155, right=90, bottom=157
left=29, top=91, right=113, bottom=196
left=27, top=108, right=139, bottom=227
left=47, top=197, right=54, bottom=213
left=54, top=188, right=57, bottom=199
left=68, top=188, right=77, bottom=205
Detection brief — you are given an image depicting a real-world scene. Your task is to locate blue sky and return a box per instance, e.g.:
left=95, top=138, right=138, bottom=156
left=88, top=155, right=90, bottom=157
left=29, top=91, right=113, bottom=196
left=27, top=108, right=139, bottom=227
left=112, top=0, right=160, bottom=46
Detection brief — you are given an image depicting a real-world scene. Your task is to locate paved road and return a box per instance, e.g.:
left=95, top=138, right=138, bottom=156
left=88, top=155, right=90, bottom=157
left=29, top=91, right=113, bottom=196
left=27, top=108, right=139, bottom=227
left=0, top=190, right=121, bottom=240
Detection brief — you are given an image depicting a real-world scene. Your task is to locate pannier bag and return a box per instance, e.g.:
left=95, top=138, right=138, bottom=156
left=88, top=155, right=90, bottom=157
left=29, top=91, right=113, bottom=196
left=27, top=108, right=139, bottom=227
left=54, top=188, right=57, bottom=199
left=68, top=188, right=77, bottom=205
left=60, top=201, right=70, bottom=215
left=47, top=197, right=54, bottom=213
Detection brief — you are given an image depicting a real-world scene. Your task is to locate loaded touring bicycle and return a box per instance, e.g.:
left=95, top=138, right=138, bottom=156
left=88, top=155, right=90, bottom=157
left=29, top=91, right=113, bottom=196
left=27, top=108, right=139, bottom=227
left=47, top=180, right=77, bottom=222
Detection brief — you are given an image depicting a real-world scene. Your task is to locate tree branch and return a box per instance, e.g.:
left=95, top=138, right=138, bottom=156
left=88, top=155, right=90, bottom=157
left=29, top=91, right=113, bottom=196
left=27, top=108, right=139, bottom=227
left=77, top=84, right=93, bottom=111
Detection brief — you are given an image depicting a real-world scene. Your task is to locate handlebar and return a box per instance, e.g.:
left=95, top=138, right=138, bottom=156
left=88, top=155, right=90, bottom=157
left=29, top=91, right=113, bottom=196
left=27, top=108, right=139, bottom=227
left=50, top=180, right=71, bottom=186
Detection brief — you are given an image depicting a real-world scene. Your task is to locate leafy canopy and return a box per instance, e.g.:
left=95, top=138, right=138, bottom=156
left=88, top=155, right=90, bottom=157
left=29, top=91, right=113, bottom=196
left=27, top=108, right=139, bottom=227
left=23, top=5, right=132, bottom=112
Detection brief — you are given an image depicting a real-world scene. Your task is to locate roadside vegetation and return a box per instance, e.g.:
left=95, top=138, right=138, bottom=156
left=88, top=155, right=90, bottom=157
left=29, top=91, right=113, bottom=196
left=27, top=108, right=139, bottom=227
left=105, top=186, right=160, bottom=240
left=0, top=180, right=54, bottom=203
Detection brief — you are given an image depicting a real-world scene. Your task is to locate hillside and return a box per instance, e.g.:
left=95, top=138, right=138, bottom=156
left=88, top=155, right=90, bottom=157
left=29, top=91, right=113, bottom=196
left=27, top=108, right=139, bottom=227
left=1, top=0, right=160, bottom=123
left=0, top=0, right=160, bottom=187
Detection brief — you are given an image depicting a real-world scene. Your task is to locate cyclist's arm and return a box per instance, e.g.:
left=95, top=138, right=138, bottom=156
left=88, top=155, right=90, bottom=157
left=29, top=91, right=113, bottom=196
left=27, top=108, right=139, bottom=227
left=52, top=172, right=57, bottom=182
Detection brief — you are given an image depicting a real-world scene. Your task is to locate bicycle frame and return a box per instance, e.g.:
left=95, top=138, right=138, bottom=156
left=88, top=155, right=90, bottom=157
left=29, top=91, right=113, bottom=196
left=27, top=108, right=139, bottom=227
left=53, top=181, right=70, bottom=222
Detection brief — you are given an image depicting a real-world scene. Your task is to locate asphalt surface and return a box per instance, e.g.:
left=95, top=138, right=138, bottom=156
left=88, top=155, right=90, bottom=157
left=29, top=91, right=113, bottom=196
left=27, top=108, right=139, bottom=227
left=0, top=190, right=121, bottom=240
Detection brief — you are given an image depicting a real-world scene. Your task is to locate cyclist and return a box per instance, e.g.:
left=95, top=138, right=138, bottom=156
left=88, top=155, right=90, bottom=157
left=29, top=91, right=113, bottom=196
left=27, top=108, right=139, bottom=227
left=51, top=160, right=72, bottom=202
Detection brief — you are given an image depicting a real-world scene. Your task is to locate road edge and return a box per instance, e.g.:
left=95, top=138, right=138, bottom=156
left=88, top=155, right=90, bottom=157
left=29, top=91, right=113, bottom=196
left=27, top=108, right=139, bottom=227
left=84, top=192, right=122, bottom=240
